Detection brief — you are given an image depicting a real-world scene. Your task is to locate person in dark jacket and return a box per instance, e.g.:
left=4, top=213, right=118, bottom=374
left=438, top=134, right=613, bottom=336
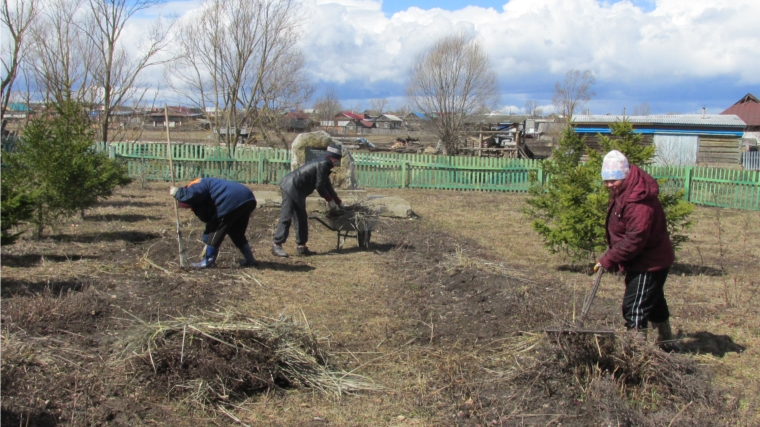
left=272, top=144, right=344, bottom=257
left=595, top=150, right=675, bottom=343
left=170, top=178, right=258, bottom=268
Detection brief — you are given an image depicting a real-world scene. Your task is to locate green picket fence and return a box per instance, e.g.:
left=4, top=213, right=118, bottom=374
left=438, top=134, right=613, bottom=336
left=111, top=143, right=291, bottom=184
left=353, top=153, right=542, bottom=192
left=5, top=140, right=759, bottom=210
left=643, top=166, right=760, bottom=210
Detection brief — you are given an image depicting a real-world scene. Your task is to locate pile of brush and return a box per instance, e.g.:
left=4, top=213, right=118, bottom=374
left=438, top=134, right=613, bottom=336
left=113, top=311, right=377, bottom=407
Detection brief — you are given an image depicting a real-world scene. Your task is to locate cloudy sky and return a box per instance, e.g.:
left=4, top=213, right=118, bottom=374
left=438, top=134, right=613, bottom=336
left=122, top=0, right=760, bottom=115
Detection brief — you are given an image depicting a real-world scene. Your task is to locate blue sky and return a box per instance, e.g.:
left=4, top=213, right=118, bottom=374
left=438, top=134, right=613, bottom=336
left=11, top=0, right=757, bottom=116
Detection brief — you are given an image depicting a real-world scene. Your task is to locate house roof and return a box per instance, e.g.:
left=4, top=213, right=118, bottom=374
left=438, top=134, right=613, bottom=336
left=283, top=111, right=310, bottom=119
left=376, top=114, right=402, bottom=122
left=406, top=111, right=430, bottom=120
left=572, top=114, right=746, bottom=127
left=151, top=106, right=201, bottom=117
left=721, top=93, right=760, bottom=126
left=337, top=111, right=365, bottom=121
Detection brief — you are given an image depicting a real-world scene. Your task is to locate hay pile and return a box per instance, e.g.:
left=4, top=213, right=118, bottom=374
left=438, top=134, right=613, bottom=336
left=115, top=311, right=377, bottom=407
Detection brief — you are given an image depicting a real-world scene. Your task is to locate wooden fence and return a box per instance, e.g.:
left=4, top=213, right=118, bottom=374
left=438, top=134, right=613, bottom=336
left=743, top=151, right=760, bottom=170
left=3, top=140, right=759, bottom=210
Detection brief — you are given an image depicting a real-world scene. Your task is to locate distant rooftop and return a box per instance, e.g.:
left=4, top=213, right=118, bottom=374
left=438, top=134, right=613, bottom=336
left=572, top=114, right=746, bottom=127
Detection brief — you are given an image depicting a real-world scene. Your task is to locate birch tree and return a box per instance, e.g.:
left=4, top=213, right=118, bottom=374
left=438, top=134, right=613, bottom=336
left=1, top=0, right=38, bottom=133
left=552, top=69, right=595, bottom=120
left=28, top=0, right=100, bottom=105
left=405, top=32, right=499, bottom=154
left=85, top=0, right=171, bottom=142
left=166, top=0, right=307, bottom=151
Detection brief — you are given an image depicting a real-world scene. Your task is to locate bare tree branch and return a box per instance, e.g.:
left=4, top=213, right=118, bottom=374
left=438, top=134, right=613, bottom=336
left=1, top=0, right=38, bottom=132
left=552, top=69, right=596, bottom=121
left=405, top=32, right=499, bottom=154
left=166, top=0, right=307, bottom=152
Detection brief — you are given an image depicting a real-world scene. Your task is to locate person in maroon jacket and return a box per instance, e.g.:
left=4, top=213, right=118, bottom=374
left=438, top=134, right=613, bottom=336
left=594, top=150, right=674, bottom=343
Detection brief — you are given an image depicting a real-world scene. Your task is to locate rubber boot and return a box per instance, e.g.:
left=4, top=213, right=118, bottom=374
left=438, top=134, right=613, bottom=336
left=652, top=319, right=673, bottom=343
left=238, top=243, right=258, bottom=267
left=192, top=245, right=218, bottom=269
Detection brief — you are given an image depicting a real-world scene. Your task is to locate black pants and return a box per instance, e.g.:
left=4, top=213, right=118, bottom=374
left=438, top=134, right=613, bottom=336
left=204, top=200, right=256, bottom=249
left=273, top=193, right=308, bottom=245
left=622, top=268, right=670, bottom=330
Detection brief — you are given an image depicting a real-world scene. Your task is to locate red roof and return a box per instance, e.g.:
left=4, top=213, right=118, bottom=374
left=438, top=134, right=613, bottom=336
left=721, top=93, right=760, bottom=127
left=337, top=111, right=365, bottom=121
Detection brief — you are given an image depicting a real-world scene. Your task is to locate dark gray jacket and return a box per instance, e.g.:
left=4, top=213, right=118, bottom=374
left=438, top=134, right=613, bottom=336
left=279, top=156, right=339, bottom=207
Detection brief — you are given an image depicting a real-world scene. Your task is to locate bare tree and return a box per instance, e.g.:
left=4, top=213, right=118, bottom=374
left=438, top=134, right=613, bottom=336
left=166, top=0, right=306, bottom=152
left=552, top=69, right=595, bottom=120
left=406, top=32, right=499, bottom=154
left=28, top=0, right=100, bottom=105
left=1, top=0, right=37, bottom=133
left=524, top=99, right=540, bottom=117
left=85, top=0, right=171, bottom=143
left=370, top=98, right=387, bottom=115
left=312, top=85, right=342, bottom=123
left=633, top=101, right=651, bottom=116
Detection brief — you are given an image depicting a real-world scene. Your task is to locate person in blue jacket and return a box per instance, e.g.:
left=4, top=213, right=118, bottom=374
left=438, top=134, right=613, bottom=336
left=170, top=178, right=257, bottom=268
left=271, top=143, right=344, bottom=257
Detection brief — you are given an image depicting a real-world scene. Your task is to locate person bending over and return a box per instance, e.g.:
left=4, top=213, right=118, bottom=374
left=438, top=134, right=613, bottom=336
left=271, top=143, right=344, bottom=257
left=170, top=178, right=258, bottom=268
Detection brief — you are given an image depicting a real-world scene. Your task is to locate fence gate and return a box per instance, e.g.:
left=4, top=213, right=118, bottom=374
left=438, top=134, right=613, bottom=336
left=653, top=134, right=698, bottom=166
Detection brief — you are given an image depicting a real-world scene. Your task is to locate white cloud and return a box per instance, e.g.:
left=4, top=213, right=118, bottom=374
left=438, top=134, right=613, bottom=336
left=98, top=0, right=760, bottom=111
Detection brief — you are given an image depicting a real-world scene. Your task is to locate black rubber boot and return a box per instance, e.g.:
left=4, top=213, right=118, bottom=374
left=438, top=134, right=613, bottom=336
left=238, top=243, right=258, bottom=267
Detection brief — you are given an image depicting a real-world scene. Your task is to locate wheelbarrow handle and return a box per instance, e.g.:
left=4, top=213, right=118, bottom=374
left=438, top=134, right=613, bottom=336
left=577, top=268, right=604, bottom=327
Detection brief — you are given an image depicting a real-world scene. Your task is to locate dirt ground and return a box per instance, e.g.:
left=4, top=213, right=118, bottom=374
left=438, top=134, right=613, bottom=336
left=1, top=182, right=759, bottom=426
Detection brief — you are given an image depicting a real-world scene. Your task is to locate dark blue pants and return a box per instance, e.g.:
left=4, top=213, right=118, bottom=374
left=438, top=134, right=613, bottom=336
left=622, top=268, right=670, bottom=330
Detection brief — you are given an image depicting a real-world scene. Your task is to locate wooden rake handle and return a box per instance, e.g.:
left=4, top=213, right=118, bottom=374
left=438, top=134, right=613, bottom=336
left=577, top=268, right=604, bottom=327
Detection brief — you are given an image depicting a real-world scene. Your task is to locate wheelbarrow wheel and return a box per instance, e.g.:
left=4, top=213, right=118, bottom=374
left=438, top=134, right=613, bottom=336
left=357, top=230, right=371, bottom=248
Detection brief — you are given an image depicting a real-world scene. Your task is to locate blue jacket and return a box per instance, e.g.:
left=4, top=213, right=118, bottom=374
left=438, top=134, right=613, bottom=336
left=174, top=178, right=255, bottom=222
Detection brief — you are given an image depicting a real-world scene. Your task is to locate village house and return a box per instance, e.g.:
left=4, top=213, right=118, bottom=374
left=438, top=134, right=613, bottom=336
left=402, top=111, right=430, bottom=131
left=572, top=113, right=746, bottom=167
left=721, top=93, right=760, bottom=149
left=280, top=110, right=313, bottom=132
left=374, top=113, right=403, bottom=130
left=149, top=106, right=203, bottom=127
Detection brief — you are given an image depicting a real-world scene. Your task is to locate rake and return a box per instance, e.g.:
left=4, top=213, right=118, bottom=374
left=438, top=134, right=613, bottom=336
left=544, top=268, right=615, bottom=335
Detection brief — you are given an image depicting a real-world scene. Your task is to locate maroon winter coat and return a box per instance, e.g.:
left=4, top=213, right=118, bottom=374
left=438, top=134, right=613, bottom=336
left=599, top=164, right=675, bottom=273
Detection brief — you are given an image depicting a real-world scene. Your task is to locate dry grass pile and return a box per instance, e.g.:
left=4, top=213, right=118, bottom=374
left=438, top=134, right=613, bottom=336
left=115, top=311, right=379, bottom=408
left=505, top=333, right=731, bottom=426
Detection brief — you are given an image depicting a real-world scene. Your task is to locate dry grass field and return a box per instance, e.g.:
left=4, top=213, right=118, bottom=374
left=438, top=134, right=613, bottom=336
left=1, top=182, right=759, bottom=426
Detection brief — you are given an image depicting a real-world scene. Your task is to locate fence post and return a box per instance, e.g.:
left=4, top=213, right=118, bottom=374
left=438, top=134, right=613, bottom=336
left=683, top=166, right=693, bottom=202
left=257, top=150, right=264, bottom=184
left=109, top=144, right=115, bottom=159
left=401, top=160, right=407, bottom=188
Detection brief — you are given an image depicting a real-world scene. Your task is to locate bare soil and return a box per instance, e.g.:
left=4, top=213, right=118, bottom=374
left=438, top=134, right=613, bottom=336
left=2, top=183, right=758, bottom=426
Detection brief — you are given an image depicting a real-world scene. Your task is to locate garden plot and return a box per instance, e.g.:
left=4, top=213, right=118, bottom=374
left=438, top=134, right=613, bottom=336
left=1, top=183, right=758, bottom=426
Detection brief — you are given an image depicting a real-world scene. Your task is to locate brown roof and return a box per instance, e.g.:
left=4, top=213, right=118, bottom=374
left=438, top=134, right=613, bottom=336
left=721, top=93, right=760, bottom=126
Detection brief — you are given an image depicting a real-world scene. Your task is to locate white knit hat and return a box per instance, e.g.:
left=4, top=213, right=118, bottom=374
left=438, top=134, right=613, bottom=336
left=601, top=150, right=630, bottom=180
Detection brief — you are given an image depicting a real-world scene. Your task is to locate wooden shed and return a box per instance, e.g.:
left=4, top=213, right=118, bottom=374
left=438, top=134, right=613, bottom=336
left=572, top=114, right=746, bottom=167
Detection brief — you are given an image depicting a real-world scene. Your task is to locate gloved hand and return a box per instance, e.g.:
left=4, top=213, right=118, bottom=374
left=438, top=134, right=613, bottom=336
left=594, top=262, right=602, bottom=272
left=169, top=187, right=179, bottom=197
left=338, top=202, right=346, bottom=210
left=328, top=200, right=338, bottom=211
